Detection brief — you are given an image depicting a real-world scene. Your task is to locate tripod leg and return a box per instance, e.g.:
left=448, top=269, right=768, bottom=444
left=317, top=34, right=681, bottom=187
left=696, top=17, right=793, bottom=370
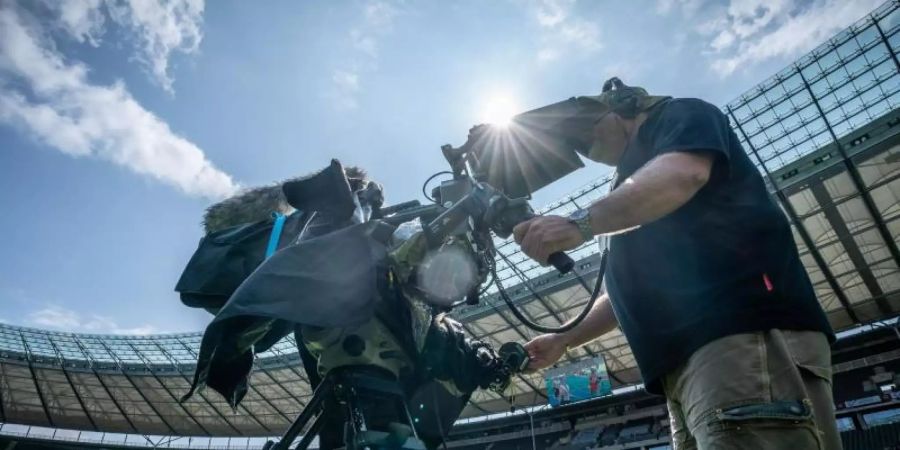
left=271, top=376, right=333, bottom=450
left=343, top=389, right=364, bottom=450
left=293, top=414, right=323, bottom=450
left=401, top=400, right=420, bottom=441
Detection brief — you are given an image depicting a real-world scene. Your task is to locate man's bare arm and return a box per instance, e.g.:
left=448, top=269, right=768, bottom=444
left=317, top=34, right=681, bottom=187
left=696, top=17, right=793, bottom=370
left=512, top=151, right=715, bottom=265
left=588, top=151, right=715, bottom=235
left=560, top=152, right=713, bottom=347
left=523, top=293, right=618, bottom=370
left=560, top=293, right=618, bottom=348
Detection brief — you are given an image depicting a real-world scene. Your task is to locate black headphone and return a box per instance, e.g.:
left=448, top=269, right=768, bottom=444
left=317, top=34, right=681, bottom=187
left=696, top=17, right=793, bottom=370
left=601, top=77, right=642, bottom=119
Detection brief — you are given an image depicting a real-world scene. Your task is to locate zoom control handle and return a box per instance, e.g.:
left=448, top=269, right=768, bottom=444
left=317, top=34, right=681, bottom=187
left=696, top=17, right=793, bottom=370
left=546, top=252, right=575, bottom=274
left=487, top=195, right=576, bottom=275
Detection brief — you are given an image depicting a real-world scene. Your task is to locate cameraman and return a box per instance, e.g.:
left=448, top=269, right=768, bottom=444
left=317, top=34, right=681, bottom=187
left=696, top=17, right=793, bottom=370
left=512, top=78, right=840, bottom=449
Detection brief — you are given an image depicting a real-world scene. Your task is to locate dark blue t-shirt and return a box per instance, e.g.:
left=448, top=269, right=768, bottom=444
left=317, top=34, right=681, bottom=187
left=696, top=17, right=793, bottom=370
left=604, top=98, right=834, bottom=394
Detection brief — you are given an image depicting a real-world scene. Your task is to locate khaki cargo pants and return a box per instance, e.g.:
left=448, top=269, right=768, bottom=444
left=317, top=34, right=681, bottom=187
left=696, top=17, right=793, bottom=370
left=663, top=329, right=842, bottom=450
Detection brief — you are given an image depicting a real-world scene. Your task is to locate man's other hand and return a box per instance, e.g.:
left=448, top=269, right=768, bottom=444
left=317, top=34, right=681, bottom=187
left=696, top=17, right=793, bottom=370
left=513, top=215, right=584, bottom=265
left=524, top=333, right=568, bottom=372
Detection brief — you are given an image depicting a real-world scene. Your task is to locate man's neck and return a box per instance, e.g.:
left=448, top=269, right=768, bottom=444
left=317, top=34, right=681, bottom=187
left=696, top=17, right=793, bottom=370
left=628, top=112, right=650, bottom=137
left=609, top=113, right=651, bottom=167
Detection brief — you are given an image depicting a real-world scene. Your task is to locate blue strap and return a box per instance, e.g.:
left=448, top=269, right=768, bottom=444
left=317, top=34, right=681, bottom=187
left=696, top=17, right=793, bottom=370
left=265, top=212, right=287, bottom=259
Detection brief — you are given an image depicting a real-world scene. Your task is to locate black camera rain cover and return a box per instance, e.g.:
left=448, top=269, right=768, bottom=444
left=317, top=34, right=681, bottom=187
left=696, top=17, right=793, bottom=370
left=217, top=220, right=388, bottom=328
left=174, top=213, right=307, bottom=310
left=184, top=221, right=389, bottom=406
left=282, top=159, right=356, bottom=218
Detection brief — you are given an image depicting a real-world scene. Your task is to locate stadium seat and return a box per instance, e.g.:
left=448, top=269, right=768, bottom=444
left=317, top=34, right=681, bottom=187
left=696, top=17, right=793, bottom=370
left=840, top=422, right=900, bottom=450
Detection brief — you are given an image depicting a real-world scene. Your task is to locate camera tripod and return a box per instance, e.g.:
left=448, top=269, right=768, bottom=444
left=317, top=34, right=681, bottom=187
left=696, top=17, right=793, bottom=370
left=263, top=366, right=428, bottom=450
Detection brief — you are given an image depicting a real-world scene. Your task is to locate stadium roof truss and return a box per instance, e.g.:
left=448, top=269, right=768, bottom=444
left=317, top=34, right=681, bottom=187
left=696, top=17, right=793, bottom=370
left=1, top=0, right=900, bottom=438
left=0, top=329, right=312, bottom=436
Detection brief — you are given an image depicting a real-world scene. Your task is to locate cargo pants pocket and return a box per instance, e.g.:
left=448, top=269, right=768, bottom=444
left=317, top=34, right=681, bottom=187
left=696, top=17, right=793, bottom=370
left=697, top=399, right=823, bottom=450
left=663, top=330, right=837, bottom=450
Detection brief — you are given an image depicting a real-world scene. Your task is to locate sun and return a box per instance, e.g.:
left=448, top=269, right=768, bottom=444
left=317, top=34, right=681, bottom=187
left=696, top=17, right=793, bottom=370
left=480, top=94, right=519, bottom=127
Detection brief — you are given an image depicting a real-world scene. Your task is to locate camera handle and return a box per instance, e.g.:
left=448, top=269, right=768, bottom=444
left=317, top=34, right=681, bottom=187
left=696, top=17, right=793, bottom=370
left=547, top=252, right=575, bottom=273
left=479, top=190, right=576, bottom=274
left=519, top=211, right=575, bottom=274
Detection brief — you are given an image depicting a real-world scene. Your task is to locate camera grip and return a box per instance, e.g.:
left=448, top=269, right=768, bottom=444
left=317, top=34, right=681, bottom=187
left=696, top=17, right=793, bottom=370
left=548, top=252, right=574, bottom=274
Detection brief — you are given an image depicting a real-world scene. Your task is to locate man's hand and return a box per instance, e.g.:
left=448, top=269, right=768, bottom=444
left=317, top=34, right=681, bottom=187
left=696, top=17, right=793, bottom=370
left=513, top=215, right=584, bottom=265
left=523, top=333, right=568, bottom=372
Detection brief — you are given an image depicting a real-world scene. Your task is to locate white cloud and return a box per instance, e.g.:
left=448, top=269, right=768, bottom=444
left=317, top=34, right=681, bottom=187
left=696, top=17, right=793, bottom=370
left=39, top=0, right=204, bottom=94
left=27, top=306, right=82, bottom=329
left=655, top=0, right=676, bottom=15
left=537, top=48, right=560, bottom=63
left=52, top=0, right=107, bottom=45
left=333, top=69, right=360, bottom=91
left=695, top=15, right=729, bottom=36
left=27, top=305, right=160, bottom=335
left=700, top=0, right=883, bottom=76
left=331, top=69, right=361, bottom=110
left=350, top=29, right=378, bottom=58
left=330, top=0, right=403, bottom=110
left=710, top=29, right=736, bottom=52
left=0, top=3, right=237, bottom=199
left=722, top=0, right=793, bottom=39
left=106, top=0, right=205, bottom=94
left=655, top=0, right=708, bottom=19
left=531, top=0, right=601, bottom=64
left=535, top=0, right=568, bottom=27
left=363, top=0, right=399, bottom=29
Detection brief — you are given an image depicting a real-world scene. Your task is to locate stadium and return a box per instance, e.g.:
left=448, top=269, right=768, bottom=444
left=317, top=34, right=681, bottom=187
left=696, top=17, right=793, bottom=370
left=2, top=1, right=900, bottom=449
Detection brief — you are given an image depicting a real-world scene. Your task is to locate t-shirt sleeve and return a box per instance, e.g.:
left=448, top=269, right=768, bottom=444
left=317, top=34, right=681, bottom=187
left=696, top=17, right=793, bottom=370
left=648, top=98, right=733, bottom=180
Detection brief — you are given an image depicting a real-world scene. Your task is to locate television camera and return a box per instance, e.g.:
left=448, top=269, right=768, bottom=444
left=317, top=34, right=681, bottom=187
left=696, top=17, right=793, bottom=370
left=178, top=96, right=610, bottom=450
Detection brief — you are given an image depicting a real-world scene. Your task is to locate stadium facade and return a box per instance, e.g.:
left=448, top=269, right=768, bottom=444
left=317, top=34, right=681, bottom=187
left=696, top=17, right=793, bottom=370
left=2, top=1, right=900, bottom=448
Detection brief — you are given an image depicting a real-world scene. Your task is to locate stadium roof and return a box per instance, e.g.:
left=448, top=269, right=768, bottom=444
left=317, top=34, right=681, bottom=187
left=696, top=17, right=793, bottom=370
left=2, top=0, right=900, bottom=440
left=0, top=326, right=309, bottom=436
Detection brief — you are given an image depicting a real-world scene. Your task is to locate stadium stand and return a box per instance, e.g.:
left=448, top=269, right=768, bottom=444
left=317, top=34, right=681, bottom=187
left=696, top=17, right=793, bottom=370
left=1, top=0, right=900, bottom=448
left=438, top=323, right=900, bottom=450
left=841, top=422, right=900, bottom=450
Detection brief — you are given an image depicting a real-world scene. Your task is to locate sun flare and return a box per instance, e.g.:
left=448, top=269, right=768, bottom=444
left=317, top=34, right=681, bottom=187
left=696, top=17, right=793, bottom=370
left=480, top=94, right=519, bottom=127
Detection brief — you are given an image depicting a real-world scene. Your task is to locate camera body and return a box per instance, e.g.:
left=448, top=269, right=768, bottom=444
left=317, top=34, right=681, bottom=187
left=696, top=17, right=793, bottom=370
left=183, top=92, right=602, bottom=446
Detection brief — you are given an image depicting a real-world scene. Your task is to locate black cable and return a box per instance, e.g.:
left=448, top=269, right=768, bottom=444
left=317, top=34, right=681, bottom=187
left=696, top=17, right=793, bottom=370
left=431, top=387, right=450, bottom=450
left=496, top=250, right=566, bottom=308
left=478, top=259, right=497, bottom=296
left=492, top=248, right=608, bottom=334
left=422, top=171, right=453, bottom=204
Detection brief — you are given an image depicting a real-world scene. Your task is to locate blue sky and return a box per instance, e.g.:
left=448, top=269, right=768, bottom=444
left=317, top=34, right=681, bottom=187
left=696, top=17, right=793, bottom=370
left=0, top=0, right=885, bottom=334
